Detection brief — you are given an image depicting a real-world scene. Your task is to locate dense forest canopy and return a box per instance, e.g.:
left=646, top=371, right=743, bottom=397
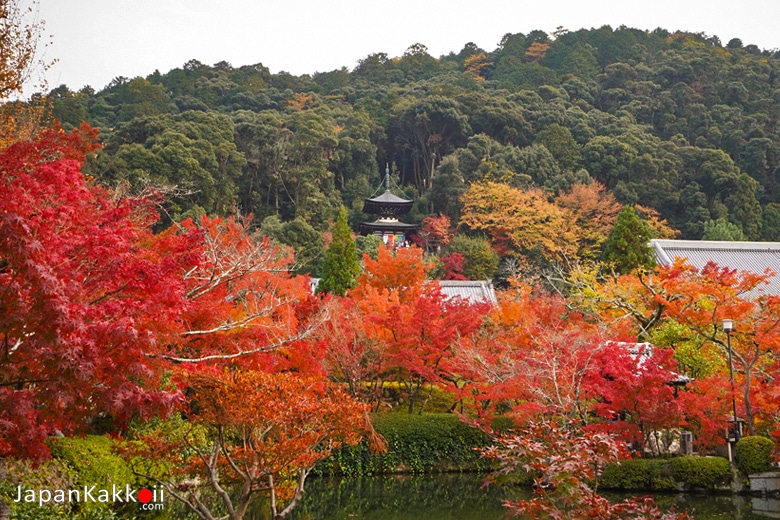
left=44, top=26, right=780, bottom=272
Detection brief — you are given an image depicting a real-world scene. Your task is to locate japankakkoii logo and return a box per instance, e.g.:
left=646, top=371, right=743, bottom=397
left=14, top=484, right=165, bottom=510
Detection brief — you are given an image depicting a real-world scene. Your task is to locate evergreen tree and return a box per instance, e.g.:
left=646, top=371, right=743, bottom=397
left=602, top=205, right=655, bottom=274
left=701, top=218, right=747, bottom=241
left=317, top=206, right=360, bottom=296
left=447, top=234, right=500, bottom=280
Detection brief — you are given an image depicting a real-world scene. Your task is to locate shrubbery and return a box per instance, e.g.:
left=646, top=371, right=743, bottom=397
left=47, top=435, right=137, bottom=492
left=669, top=456, right=731, bottom=489
left=735, top=436, right=775, bottom=475
left=599, top=456, right=731, bottom=491
left=599, top=459, right=676, bottom=491
left=316, top=413, right=495, bottom=476
left=0, top=436, right=134, bottom=519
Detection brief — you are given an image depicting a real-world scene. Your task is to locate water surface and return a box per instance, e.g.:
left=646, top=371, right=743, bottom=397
left=288, top=473, right=775, bottom=520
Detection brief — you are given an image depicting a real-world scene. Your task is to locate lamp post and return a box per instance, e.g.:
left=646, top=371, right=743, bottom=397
left=723, top=319, right=740, bottom=442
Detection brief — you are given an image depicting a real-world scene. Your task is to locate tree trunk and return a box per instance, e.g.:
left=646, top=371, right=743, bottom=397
left=744, top=366, right=755, bottom=436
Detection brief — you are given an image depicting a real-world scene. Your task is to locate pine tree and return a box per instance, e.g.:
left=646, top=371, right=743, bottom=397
left=317, top=206, right=360, bottom=296
left=602, top=205, right=655, bottom=274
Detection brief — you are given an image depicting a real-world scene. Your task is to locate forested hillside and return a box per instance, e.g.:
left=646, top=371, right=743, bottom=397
left=46, top=26, right=780, bottom=276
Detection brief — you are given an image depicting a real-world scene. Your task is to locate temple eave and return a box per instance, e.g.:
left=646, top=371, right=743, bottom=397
left=359, top=220, right=419, bottom=234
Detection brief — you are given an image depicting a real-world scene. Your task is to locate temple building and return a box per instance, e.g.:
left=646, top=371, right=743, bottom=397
left=651, top=239, right=780, bottom=297
left=359, top=167, right=418, bottom=248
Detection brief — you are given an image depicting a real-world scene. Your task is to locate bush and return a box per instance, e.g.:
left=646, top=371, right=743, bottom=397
left=48, top=435, right=137, bottom=491
left=669, top=456, right=731, bottom=489
left=447, top=235, right=499, bottom=280
left=736, top=436, right=775, bottom=475
left=0, top=457, right=121, bottom=520
left=599, top=459, right=675, bottom=491
left=46, top=435, right=144, bottom=518
left=599, top=456, right=729, bottom=491
left=0, top=459, right=77, bottom=519
left=316, top=413, right=494, bottom=476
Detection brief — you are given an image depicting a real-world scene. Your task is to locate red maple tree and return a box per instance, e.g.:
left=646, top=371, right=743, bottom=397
left=0, top=124, right=326, bottom=459
left=0, top=125, right=193, bottom=458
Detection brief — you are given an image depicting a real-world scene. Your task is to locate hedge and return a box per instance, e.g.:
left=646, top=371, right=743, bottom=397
left=315, top=413, right=497, bottom=476
left=599, top=456, right=731, bottom=492
left=598, top=459, right=675, bottom=491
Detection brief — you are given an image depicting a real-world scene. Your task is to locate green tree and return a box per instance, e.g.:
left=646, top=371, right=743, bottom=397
left=762, top=203, right=780, bottom=241
left=93, top=111, right=245, bottom=224
left=355, top=234, right=382, bottom=261
left=725, top=173, right=762, bottom=240
left=317, top=206, right=360, bottom=296
left=701, top=218, right=747, bottom=241
left=581, top=136, right=637, bottom=190
left=602, top=205, right=655, bottom=274
left=447, top=234, right=500, bottom=280
left=261, top=215, right=324, bottom=276
left=536, top=123, right=581, bottom=171
left=391, top=95, right=471, bottom=194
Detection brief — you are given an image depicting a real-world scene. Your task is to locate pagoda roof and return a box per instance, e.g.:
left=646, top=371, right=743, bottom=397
left=359, top=218, right=418, bottom=235
left=362, top=190, right=414, bottom=216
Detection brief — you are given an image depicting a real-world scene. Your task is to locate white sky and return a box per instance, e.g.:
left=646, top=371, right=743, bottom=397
left=27, top=0, right=780, bottom=95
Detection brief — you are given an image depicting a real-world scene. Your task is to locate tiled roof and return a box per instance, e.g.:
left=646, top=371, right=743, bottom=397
left=438, top=280, right=497, bottom=304
left=308, top=278, right=497, bottom=304
left=651, top=239, right=780, bottom=296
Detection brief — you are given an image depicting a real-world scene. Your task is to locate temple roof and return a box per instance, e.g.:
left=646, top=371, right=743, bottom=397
left=362, top=190, right=414, bottom=217
left=362, top=166, right=415, bottom=218
left=438, top=280, right=497, bottom=304
left=308, top=278, right=497, bottom=305
left=651, top=239, right=780, bottom=297
left=359, top=217, right=418, bottom=234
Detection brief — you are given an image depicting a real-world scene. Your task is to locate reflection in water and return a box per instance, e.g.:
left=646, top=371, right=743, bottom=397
left=287, top=473, right=773, bottom=520
left=289, top=473, right=514, bottom=520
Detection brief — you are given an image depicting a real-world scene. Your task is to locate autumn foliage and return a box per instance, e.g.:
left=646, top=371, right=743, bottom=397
left=6, top=120, right=780, bottom=518
left=126, top=369, right=367, bottom=520
left=0, top=124, right=325, bottom=461
left=484, top=421, right=691, bottom=520
left=460, top=181, right=628, bottom=268
left=0, top=124, right=187, bottom=458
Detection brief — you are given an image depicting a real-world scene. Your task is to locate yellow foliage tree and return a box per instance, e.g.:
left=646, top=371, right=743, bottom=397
left=0, top=0, right=53, bottom=148
left=524, top=42, right=550, bottom=63
left=463, top=52, right=492, bottom=81
left=460, top=181, right=578, bottom=267
left=0, top=0, right=51, bottom=99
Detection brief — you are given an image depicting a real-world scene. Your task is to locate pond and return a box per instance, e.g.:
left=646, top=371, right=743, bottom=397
left=284, top=473, right=774, bottom=520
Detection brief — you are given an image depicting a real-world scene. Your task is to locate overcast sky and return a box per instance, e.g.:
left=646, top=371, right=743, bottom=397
left=28, top=0, right=780, bottom=95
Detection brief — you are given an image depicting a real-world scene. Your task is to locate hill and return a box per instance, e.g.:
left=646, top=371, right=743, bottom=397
left=45, top=26, right=780, bottom=272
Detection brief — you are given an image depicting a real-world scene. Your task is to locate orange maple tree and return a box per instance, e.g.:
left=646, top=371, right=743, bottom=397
left=448, top=284, right=607, bottom=425
left=556, top=182, right=622, bottom=260
left=342, top=245, right=489, bottom=412
left=655, top=261, right=780, bottom=436
left=125, top=369, right=368, bottom=520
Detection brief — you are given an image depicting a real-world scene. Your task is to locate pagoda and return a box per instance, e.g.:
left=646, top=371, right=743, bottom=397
left=359, top=167, right=418, bottom=248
